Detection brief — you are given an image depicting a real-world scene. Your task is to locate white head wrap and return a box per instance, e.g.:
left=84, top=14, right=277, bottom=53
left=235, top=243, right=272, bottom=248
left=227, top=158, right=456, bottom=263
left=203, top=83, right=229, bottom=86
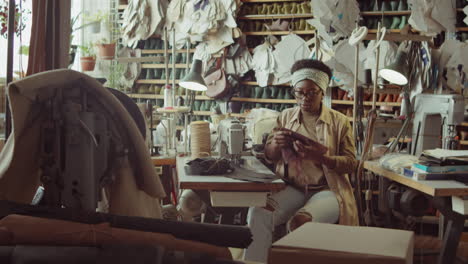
left=290, top=68, right=330, bottom=92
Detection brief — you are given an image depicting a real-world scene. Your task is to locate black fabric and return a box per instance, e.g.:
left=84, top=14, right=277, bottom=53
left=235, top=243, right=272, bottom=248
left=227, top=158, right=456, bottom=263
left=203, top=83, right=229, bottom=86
left=184, top=158, right=234, bottom=176
left=107, top=88, right=146, bottom=140
left=0, top=200, right=252, bottom=248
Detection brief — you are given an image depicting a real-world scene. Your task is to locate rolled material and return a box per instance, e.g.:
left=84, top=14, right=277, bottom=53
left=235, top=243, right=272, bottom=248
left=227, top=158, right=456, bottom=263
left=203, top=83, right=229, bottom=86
left=0, top=200, right=253, bottom=249
left=190, top=121, right=211, bottom=158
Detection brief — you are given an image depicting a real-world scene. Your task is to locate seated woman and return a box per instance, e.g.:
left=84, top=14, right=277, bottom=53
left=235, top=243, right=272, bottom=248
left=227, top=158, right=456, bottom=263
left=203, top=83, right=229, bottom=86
left=244, top=59, right=359, bottom=262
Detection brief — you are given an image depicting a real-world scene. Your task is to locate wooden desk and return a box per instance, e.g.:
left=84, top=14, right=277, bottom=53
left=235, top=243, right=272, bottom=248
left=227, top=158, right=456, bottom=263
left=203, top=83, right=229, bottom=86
left=364, top=161, right=468, bottom=264
left=151, top=156, right=176, bottom=166
left=364, top=161, right=468, bottom=197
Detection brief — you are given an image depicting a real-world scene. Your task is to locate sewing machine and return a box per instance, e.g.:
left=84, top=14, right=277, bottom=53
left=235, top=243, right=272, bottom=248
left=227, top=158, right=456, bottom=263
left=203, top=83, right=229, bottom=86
left=412, top=94, right=464, bottom=156
left=218, top=118, right=245, bottom=164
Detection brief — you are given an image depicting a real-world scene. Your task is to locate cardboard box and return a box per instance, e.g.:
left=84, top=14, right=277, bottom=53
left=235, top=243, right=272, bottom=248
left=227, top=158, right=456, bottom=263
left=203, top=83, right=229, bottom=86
left=269, top=222, right=414, bottom=264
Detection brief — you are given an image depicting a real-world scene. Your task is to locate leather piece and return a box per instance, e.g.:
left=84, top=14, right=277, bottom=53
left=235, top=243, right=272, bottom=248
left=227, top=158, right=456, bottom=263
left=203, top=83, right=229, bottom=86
left=204, top=69, right=230, bottom=99
left=0, top=245, right=163, bottom=264
left=0, top=200, right=252, bottom=249
left=0, top=214, right=232, bottom=260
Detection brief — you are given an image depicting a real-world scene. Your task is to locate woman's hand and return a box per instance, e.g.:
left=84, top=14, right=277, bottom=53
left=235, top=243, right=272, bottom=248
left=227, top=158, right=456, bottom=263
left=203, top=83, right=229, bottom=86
left=270, top=129, right=293, bottom=149
left=293, top=140, right=336, bottom=168
left=265, top=129, right=292, bottom=161
left=293, top=140, right=324, bottom=159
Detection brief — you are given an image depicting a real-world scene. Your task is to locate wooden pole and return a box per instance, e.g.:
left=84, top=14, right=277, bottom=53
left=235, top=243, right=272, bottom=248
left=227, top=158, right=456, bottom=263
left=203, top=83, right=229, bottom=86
left=5, top=0, right=16, bottom=139
left=372, top=22, right=381, bottom=110
left=352, top=32, right=359, bottom=140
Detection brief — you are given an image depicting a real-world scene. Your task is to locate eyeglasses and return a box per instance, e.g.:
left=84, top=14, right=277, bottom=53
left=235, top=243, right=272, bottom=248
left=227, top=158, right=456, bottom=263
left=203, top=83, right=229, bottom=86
left=291, top=89, right=322, bottom=98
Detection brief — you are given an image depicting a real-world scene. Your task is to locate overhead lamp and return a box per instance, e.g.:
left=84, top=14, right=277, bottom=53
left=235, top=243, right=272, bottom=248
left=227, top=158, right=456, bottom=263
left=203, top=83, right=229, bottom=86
left=179, top=59, right=207, bottom=91
left=378, top=49, right=409, bottom=86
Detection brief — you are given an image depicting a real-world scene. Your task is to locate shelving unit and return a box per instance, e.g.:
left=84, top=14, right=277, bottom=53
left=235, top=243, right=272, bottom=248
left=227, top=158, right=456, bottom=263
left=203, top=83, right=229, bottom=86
left=241, top=81, right=290, bottom=86
left=128, top=94, right=213, bottom=101
left=142, top=49, right=196, bottom=54
left=141, top=64, right=188, bottom=69
left=238, top=14, right=313, bottom=20
left=361, top=11, right=411, bottom=16
left=136, top=80, right=180, bottom=84
left=243, top=30, right=315, bottom=35
left=120, top=0, right=466, bottom=123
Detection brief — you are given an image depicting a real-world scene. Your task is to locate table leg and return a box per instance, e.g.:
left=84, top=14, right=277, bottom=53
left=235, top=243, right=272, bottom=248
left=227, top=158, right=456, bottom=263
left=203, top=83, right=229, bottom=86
left=438, top=212, right=464, bottom=264
left=432, top=197, right=465, bottom=264
left=161, top=165, right=173, bottom=204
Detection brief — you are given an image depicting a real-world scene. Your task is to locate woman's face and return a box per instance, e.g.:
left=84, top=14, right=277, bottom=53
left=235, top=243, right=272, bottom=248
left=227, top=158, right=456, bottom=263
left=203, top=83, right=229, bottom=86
left=292, top=79, right=324, bottom=113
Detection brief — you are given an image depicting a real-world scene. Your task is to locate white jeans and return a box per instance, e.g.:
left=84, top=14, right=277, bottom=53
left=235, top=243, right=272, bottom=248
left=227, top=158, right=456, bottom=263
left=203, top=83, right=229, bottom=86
left=243, top=186, right=340, bottom=263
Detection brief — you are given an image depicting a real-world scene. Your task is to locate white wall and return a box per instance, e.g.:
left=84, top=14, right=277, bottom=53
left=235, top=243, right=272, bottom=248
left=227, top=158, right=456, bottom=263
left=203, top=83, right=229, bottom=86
left=0, top=0, right=32, bottom=78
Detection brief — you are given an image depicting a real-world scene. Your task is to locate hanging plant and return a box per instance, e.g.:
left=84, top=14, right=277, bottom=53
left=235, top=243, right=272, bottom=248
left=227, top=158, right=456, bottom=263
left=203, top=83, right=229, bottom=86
left=0, top=0, right=30, bottom=38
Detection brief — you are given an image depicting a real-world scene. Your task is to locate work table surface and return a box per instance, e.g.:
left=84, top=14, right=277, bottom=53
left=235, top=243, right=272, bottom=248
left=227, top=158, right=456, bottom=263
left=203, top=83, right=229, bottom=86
left=177, top=156, right=285, bottom=192
left=364, top=161, right=468, bottom=197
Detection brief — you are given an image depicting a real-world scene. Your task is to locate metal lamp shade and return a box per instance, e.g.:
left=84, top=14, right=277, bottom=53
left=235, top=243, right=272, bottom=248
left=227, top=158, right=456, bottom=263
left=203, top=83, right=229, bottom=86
left=179, top=59, right=208, bottom=91
left=379, top=50, right=409, bottom=86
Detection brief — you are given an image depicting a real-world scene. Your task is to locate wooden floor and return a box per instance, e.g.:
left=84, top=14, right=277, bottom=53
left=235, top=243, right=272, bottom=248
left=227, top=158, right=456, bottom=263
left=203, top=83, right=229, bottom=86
left=414, top=235, right=468, bottom=264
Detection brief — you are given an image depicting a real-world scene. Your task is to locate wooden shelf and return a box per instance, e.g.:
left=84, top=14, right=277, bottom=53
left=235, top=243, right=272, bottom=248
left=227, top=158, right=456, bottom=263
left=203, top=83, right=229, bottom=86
left=241, top=0, right=304, bottom=2
left=243, top=30, right=315, bottom=35
left=193, top=111, right=212, bottom=116
left=141, top=64, right=188, bottom=69
left=118, top=4, right=127, bottom=10
left=368, top=29, right=403, bottom=33
left=239, top=14, right=313, bottom=20
left=241, top=81, right=290, bottom=86
left=332, top=100, right=401, bottom=107
left=361, top=11, right=411, bottom=16
left=127, top=94, right=213, bottom=100
left=192, top=111, right=249, bottom=118
left=128, top=94, right=164, bottom=99
left=361, top=85, right=402, bottom=94
left=457, top=27, right=468, bottom=32
left=136, top=80, right=180, bottom=84
left=142, top=49, right=196, bottom=54
left=364, top=33, right=432, bottom=42
left=231, top=113, right=248, bottom=118
left=459, top=140, right=468, bottom=146
left=231, top=97, right=295, bottom=104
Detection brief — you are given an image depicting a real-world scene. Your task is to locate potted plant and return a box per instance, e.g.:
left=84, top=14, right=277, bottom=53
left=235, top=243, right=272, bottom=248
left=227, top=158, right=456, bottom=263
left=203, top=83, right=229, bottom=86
left=106, top=62, right=125, bottom=89
left=79, top=42, right=96, bottom=72
left=82, top=10, right=107, bottom=34
left=96, top=38, right=116, bottom=60
left=0, top=0, right=30, bottom=38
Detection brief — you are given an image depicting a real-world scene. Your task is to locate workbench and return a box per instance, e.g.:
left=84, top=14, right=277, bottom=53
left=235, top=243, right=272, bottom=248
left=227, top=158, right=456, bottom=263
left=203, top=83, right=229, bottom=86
left=365, top=161, right=468, bottom=264
left=176, top=156, right=285, bottom=208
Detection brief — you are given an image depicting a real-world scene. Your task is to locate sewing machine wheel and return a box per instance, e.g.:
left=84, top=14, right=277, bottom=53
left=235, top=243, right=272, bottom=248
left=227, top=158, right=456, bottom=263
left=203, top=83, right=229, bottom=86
left=107, top=88, right=146, bottom=140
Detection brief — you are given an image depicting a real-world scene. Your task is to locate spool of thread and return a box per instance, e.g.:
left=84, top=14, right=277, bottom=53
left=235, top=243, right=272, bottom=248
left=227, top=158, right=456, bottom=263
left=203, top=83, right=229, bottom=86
left=190, top=121, right=211, bottom=158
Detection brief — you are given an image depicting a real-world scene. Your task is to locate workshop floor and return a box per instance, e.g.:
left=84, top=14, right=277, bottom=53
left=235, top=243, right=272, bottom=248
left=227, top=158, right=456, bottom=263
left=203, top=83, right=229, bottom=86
left=414, top=235, right=468, bottom=263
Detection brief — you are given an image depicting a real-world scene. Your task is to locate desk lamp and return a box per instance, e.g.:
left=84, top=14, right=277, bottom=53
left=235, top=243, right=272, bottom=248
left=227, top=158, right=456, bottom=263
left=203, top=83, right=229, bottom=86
left=378, top=49, right=409, bottom=85
left=179, top=59, right=208, bottom=153
left=180, top=59, right=208, bottom=91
